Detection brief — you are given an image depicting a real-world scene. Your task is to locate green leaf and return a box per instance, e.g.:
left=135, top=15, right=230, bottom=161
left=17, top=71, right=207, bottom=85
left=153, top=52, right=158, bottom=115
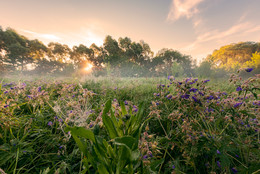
left=66, top=127, right=95, bottom=143
left=97, top=164, right=110, bottom=174
left=150, top=158, right=165, bottom=171
left=120, top=101, right=128, bottom=116
left=130, top=149, right=140, bottom=162
left=114, top=136, right=138, bottom=150
left=102, top=101, right=118, bottom=139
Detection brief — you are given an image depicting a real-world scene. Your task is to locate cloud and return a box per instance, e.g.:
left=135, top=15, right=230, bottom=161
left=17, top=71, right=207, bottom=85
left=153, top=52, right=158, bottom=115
left=179, top=21, right=260, bottom=61
left=167, top=0, right=205, bottom=21
left=20, top=29, right=61, bottom=41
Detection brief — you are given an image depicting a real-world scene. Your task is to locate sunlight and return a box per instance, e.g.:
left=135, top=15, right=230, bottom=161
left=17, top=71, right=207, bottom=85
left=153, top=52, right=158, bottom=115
left=84, top=63, right=93, bottom=72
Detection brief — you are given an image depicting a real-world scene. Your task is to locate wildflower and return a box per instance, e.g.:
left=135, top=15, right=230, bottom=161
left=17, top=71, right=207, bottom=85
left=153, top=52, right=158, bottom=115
left=208, top=95, right=215, bottom=100
left=58, top=119, right=63, bottom=122
left=203, top=80, right=210, bottom=83
left=234, top=102, right=243, bottom=108
left=168, top=75, right=174, bottom=80
left=217, top=150, right=221, bottom=154
left=166, top=94, right=172, bottom=99
left=148, top=151, right=153, bottom=157
left=4, top=91, right=8, bottom=94
left=47, top=121, right=53, bottom=126
left=189, top=88, right=198, bottom=92
left=245, top=68, right=253, bottom=72
left=38, top=86, right=42, bottom=92
left=4, top=105, right=9, bottom=108
left=172, top=165, right=175, bottom=169
left=124, top=101, right=128, bottom=105
left=231, top=167, right=238, bottom=174
left=199, top=91, right=204, bottom=96
left=181, top=94, right=190, bottom=99
left=236, top=86, right=242, bottom=91
left=143, top=155, right=148, bottom=159
left=133, top=105, right=138, bottom=112
left=192, top=96, right=200, bottom=103
left=217, top=161, right=221, bottom=168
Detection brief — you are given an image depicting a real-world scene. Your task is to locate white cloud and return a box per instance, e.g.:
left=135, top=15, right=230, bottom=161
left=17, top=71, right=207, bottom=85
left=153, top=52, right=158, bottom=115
left=20, top=29, right=61, bottom=41
left=179, top=21, right=260, bottom=61
left=167, top=0, right=205, bottom=21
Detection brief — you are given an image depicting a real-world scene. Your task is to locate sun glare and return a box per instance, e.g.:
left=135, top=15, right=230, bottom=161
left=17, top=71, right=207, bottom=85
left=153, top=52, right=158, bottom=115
left=84, top=63, right=93, bottom=72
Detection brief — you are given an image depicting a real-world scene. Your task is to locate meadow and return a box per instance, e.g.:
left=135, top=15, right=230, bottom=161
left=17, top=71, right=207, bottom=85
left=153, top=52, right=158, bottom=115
left=0, top=71, right=259, bottom=174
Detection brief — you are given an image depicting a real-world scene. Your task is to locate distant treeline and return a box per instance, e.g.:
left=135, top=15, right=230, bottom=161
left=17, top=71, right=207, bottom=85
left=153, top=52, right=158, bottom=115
left=0, top=26, right=259, bottom=77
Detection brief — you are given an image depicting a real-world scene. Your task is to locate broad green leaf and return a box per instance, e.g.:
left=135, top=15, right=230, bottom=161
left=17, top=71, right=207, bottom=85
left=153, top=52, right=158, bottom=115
left=114, top=136, right=138, bottom=150
left=66, top=127, right=95, bottom=143
left=102, top=101, right=119, bottom=139
left=120, top=101, right=128, bottom=116
left=130, top=149, right=140, bottom=162
left=97, top=164, right=109, bottom=174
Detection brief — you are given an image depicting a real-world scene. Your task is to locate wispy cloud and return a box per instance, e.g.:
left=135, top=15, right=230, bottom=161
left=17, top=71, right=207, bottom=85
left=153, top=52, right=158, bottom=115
left=180, top=21, right=260, bottom=61
left=167, top=0, right=205, bottom=22
left=184, top=21, right=260, bottom=51
left=20, top=29, right=61, bottom=41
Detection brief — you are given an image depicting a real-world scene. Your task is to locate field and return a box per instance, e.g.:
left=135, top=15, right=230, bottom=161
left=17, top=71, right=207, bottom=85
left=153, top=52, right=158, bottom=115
left=0, top=73, right=259, bottom=174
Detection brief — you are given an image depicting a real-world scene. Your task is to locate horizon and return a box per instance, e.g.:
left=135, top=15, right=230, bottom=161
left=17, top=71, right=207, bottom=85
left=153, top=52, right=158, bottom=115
left=1, top=0, right=260, bottom=62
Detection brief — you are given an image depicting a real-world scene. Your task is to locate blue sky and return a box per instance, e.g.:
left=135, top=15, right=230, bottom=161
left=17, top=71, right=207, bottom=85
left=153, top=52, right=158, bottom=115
left=1, top=0, right=260, bottom=62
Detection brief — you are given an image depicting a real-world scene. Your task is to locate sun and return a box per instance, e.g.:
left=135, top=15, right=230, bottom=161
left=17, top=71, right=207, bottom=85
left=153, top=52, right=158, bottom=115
left=84, top=63, right=93, bottom=72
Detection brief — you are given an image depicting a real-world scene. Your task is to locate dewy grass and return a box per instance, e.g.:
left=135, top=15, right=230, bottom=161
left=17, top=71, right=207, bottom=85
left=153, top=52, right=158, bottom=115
left=0, top=73, right=259, bottom=173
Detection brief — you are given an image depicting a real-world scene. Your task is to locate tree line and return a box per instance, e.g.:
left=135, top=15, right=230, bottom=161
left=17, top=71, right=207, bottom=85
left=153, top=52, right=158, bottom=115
left=0, top=26, right=259, bottom=78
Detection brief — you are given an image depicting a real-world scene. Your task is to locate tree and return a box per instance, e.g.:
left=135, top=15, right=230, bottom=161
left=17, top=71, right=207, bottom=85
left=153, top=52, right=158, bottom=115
left=103, top=35, right=122, bottom=67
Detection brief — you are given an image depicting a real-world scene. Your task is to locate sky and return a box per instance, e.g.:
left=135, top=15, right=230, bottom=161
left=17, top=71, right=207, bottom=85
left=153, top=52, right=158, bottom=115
left=1, top=0, right=260, bottom=62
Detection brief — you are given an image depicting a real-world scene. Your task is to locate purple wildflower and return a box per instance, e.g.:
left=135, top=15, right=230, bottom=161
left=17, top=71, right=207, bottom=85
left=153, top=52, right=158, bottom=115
left=166, top=94, right=172, bottom=99
left=217, top=150, right=221, bottom=154
left=236, top=86, right=242, bottom=91
left=143, top=155, right=148, bottom=159
left=172, top=165, right=175, bottom=169
left=47, top=121, right=53, bottom=126
left=206, top=96, right=214, bottom=100
left=124, top=101, right=128, bottom=105
left=199, top=91, right=204, bottom=96
left=234, top=102, right=243, bottom=108
left=231, top=167, right=238, bottom=174
left=203, top=80, right=210, bottom=83
left=192, top=96, right=200, bottom=103
left=4, top=105, right=9, bottom=108
left=189, top=88, right=198, bottom=92
left=245, top=68, right=253, bottom=72
left=38, top=86, right=42, bottom=92
left=181, top=94, right=190, bottom=99
left=217, top=161, right=221, bottom=168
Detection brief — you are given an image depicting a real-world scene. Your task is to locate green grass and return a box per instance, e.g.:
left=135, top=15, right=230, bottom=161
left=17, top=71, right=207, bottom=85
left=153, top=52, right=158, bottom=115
left=0, top=74, right=259, bottom=173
